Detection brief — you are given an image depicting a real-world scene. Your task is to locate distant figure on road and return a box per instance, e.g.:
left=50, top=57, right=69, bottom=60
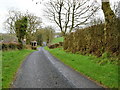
left=31, top=41, right=37, bottom=47
left=43, top=42, right=47, bottom=47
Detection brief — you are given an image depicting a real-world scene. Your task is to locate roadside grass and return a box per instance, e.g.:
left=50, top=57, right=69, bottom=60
left=45, top=47, right=119, bottom=88
left=37, top=45, right=41, bottom=48
left=52, top=37, right=64, bottom=44
left=2, top=49, right=34, bottom=88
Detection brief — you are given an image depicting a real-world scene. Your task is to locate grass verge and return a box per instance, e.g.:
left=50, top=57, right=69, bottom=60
left=45, top=47, right=119, bottom=88
left=2, top=49, right=34, bottom=88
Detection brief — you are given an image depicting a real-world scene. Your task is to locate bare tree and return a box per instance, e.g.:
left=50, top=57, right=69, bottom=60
left=44, top=0, right=100, bottom=35
left=4, top=10, right=22, bottom=34
left=25, top=12, right=42, bottom=44
left=33, top=26, right=55, bottom=45
left=5, top=10, right=42, bottom=33
left=44, top=26, right=55, bottom=44
left=26, top=12, right=42, bottom=33
left=113, top=1, right=120, bottom=18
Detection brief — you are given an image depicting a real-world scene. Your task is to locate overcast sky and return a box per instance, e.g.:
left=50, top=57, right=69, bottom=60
left=0, top=0, right=119, bottom=33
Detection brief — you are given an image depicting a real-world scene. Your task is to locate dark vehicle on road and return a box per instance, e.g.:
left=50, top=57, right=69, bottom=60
left=31, top=41, right=37, bottom=50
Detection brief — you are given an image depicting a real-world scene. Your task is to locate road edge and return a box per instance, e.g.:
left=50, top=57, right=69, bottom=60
left=42, top=47, right=106, bottom=88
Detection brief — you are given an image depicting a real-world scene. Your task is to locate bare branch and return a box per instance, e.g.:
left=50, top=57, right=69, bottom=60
left=44, top=0, right=100, bottom=35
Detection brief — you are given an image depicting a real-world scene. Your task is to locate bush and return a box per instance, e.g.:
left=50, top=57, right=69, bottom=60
left=102, top=52, right=110, bottom=59
left=59, top=42, right=63, bottom=46
left=2, top=43, right=9, bottom=51
left=54, top=43, right=60, bottom=48
left=25, top=45, right=32, bottom=49
left=48, top=44, right=55, bottom=49
left=48, top=43, right=62, bottom=49
left=9, top=43, right=17, bottom=50
left=2, top=43, right=23, bottom=51
left=16, top=44, right=23, bottom=50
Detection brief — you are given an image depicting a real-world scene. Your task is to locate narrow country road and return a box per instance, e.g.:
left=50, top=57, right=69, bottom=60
left=12, top=47, right=103, bottom=88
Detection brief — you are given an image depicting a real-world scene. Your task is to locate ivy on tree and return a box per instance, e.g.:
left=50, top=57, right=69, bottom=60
left=15, top=16, right=28, bottom=45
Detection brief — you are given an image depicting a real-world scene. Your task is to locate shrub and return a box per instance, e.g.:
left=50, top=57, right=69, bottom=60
left=25, top=45, right=32, bottom=49
left=2, top=43, right=9, bottom=51
left=16, top=44, right=23, bottom=50
left=98, top=59, right=108, bottom=65
left=9, top=43, right=17, bottom=50
left=102, top=52, right=110, bottom=59
left=48, top=43, right=62, bottom=49
left=2, top=43, right=23, bottom=50
left=54, top=43, right=59, bottom=48
left=59, top=42, right=63, bottom=46
left=48, top=44, right=55, bottom=49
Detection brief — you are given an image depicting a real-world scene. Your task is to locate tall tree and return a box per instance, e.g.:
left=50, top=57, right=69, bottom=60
left=45, top=0, right=100, bottom=35
left=25, top=13, right=42, bottom=44
left=102, top=0, right=116, bottom=44
left=102, top=0, right=120, bottom=54
left=44, top=26, right=55, bottom=44
left=113, top=1, right=120, bottom=18
left=4, top=9, right=42, bottom=44
left=4, top=10, right=22, bottom=34
left=34, top=29, right=44, bottom=46
left=34, top=26, right=55, bottom=45
left=15, top=16, right=28, bottom=44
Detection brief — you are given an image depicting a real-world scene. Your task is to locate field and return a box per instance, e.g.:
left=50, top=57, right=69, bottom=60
left=45, top=47, right=119, bottom=88
left=51, top=37, right=64, bottom=44
left=2, top=49, right=34, bottom=88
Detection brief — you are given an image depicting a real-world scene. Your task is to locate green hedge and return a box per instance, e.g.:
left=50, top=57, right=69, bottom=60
left=64, top=22, right=120, bottom=64
left=2, top=43, right=23, bottom=51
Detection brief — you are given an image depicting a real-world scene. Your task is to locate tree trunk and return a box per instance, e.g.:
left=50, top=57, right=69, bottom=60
left=102, top=0, right=116, bottom=48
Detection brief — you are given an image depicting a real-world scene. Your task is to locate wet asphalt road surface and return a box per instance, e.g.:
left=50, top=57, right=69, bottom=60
left=12, top=47, right=103, bottom=88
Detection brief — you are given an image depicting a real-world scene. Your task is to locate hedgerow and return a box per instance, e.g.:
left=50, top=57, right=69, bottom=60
left=2, top=43, right=23, bottom=51
left=64, top=19, right=120, bottom=64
